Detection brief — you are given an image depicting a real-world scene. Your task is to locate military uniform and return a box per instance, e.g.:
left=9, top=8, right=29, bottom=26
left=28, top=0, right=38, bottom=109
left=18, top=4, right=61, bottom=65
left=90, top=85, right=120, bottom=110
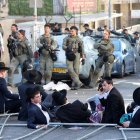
left=7, top=38, right=33, bottom=86
left=63, top=35, right=84, bottom=88
left=37, top=34, right=57, bottom=84
left=7, top=31, right=18, bottom=60
left=89, top=39, right=114, bottom=87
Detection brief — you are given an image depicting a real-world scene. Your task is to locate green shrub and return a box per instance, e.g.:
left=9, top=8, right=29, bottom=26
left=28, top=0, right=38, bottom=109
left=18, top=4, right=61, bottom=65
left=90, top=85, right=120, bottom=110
left=8, top=0, right=53, bottom=16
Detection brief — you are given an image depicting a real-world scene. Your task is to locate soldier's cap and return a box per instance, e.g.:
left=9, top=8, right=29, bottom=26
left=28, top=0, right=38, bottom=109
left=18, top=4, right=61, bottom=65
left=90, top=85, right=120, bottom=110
left=0, top=62, right=9, bottom=70
left=133, top=31, right=139, bottom=35
left=83, top=24, right=89, bottom=27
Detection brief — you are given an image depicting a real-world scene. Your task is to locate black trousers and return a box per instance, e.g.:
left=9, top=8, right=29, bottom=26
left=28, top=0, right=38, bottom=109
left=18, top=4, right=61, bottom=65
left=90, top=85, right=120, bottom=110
left=5, top=99, right=21, bottom=113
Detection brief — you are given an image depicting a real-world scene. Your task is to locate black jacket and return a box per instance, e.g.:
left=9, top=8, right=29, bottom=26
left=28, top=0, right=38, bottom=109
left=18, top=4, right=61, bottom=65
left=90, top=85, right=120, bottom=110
left=129, top=108, right=140, bottom=128
left=100, top=87, right=125, bottom=124
left=27, top=103, right=48, bottom=129
left=56, top=100, right=91, bottom=123
left=0, top=77, right=19, bottom=113
left=18, top=82, right=48, bottom=121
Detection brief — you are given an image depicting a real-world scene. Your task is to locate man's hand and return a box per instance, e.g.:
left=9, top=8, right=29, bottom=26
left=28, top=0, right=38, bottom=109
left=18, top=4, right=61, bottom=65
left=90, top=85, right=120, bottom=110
left=123, top=121, right=130, bottom=128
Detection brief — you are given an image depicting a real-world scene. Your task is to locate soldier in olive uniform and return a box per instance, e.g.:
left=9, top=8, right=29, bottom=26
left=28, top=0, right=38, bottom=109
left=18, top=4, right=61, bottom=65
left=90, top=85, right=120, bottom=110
left=37, top=24, right=57, bottom=84
left=7, top=24, right=19, bottom=60
left=7, top=30, right=33, bottom=87
left=89, top=29, right=114, bottom=88
left=63, top=26, right=85, bottom=90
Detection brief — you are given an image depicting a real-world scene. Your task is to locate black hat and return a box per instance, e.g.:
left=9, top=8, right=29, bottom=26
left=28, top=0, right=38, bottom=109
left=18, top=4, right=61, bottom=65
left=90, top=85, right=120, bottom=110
left=83, top=24, right=89, bottom=27
left=133, top=87, right=140, bottom=105
left=0, top=62, right=9, bottom=70
left=24, top=70, right=42, bottom=83
left=72, top=100, right=88, bottom=111
left=66, top=51, right=76, bottom=61
left=133, top=31, right=139, bottom=36
left=52, top=90, right=67, bottom=105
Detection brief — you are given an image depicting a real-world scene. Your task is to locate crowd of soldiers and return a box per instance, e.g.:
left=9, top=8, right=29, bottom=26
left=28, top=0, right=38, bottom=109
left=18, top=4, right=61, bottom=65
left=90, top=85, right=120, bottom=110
left=0, top=22, right=140, bottom=89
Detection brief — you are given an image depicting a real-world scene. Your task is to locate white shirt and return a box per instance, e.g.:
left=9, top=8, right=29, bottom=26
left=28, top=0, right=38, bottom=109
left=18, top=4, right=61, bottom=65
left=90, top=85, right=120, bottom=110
left=132, top=106, right=140, bottom=118
left=36, top=103, right=50, bottom=124
left=98, top=91, right=110, bottom=99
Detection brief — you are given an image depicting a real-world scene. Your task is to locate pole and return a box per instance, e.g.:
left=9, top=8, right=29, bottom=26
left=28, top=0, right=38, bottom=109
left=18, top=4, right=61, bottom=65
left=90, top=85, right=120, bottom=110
left=79, top=6, right=81, bottom=31
left=34, top=0, right=37, bottom=22
left=108, top=0, right=112, bottom=29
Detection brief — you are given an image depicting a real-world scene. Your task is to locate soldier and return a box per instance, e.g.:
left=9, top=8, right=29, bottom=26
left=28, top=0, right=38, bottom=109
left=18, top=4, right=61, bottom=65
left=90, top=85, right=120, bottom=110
left=7, top=24, right=18, bottom=60
left=63, top=26, right=86, bottom=90
left=37, top=24, right=57, bottom=85
left=89, top=29, right=115, bottom=88
left=7, top=29, right=33, bottom=87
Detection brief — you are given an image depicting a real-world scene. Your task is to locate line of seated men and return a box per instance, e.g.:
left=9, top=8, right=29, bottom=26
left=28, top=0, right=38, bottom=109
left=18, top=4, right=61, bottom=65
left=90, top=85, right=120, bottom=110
left=0, top=61, right=140, bottom=129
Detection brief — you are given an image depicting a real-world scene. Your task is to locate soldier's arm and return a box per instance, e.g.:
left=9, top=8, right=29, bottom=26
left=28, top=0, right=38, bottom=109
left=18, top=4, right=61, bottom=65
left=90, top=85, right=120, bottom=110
left=62, top=37, right=68, bottom=51
left=25, top=40, right=33, bottom=58
left=37, top=36, right=43, bottom=49
left=99, top=42, right=114, bottom=51
left=94, top=42, right=100, bottom=49
left=50, top=37, right=57, bottom=50
left=78, top=39, right=85, bottom=57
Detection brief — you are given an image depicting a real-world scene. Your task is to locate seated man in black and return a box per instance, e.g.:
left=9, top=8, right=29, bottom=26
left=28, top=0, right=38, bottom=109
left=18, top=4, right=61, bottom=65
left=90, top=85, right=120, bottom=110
left=99, top=77, right=125, bottom=124
left=123, top=87, right=140, bottom=128
left=0, top=62, right=21, bottom=113
left=18, top=70, right=48, bottom=121
left=55, top=91, right=91, bottom=123
left=26, top=86, right=50, bottom=129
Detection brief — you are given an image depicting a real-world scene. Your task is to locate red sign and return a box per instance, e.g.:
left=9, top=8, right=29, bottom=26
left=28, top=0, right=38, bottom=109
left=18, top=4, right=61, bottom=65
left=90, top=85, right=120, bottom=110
left=67, top=0, right=97, bottom=13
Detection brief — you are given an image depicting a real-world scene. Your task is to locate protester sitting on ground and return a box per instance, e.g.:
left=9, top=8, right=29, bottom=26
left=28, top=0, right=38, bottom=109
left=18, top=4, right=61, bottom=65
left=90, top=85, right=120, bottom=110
left=41, top=89, right=67, bottom=121
left=99, top=77, right=125, bottom=124
left=18, top=70, right=48, bottom=121
left=56, top=98, right=91, bottom=123
left=0, top=62, right=21, bottom=113
left=122, top=87, right=140, bottom=128
left=26, top=86, right=50, bottom=129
